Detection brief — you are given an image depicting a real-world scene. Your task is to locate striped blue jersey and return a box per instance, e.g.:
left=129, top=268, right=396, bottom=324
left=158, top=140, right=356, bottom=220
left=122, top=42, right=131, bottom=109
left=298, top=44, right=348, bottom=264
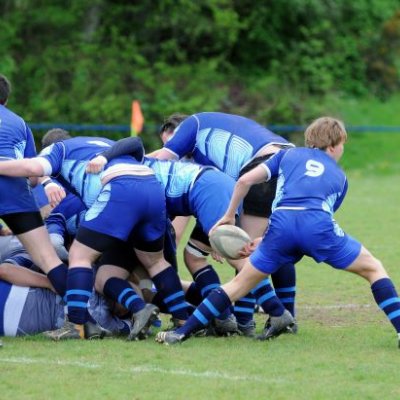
left=164, top=112, right=293, bottom=179
left=0, top=105, right=36, bottom=161
left=263, top=148, right=348, bottom=215
left=144, top=157, right=205, bottom=216
left=38, top=137, right=137, bottom=207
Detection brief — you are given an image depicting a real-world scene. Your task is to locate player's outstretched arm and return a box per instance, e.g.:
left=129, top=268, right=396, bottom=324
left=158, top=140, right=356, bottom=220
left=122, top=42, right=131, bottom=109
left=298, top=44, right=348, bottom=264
left=0, top=158, right=45, bottom=177
left=0, top=263, right=54, bottom=291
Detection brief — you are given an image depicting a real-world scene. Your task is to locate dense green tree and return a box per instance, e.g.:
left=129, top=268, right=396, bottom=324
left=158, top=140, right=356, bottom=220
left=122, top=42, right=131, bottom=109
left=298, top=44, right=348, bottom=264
left=0, top=0, right=399, bottom=148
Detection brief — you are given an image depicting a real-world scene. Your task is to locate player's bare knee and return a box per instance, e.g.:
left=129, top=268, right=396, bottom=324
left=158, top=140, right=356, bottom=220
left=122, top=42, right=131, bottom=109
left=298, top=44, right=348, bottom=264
left=184, top=241, right=209, bottom=268
left=94, top=276, right=105, bottom=294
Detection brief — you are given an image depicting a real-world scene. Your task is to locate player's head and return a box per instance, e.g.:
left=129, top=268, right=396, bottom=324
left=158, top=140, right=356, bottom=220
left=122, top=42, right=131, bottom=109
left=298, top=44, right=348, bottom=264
left=159, top=113, right=188, bottom=144
left=0, top=74, right=11, bottom=105
left=42, top=128, right=71, bottom=148
left=304, top=117, right=347, bottom=150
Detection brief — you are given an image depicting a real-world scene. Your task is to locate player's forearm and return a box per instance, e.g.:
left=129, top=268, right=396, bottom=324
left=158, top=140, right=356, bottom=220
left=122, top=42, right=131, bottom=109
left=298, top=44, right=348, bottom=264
left=225, top=180, right=251, bottom=218
left=0, top=263, right=52, bottom=289
left=0, top=158, right=44, bottom=177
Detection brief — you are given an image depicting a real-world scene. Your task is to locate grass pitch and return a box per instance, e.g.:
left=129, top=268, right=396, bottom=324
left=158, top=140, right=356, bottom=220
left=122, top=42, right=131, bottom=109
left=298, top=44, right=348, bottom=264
left=1, top=172, right=400, bottom=400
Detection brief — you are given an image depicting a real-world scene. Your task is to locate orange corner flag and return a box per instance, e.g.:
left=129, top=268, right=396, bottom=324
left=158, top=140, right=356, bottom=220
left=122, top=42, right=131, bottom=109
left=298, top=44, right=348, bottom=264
left=131, top=100, right=144, bottom=136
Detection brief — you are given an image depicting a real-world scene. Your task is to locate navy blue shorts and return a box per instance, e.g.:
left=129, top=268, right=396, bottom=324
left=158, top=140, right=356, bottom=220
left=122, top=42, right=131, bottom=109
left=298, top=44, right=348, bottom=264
left=250, top=209, right=362, bottom=274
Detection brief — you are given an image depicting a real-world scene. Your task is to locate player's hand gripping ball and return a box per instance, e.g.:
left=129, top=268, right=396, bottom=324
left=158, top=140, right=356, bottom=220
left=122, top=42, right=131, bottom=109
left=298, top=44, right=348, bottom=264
left=209, top=225, right=251, bottom=260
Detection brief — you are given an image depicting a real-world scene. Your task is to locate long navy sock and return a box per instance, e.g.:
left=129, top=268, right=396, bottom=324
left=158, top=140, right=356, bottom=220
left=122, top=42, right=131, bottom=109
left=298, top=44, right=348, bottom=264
left=271, top=264, right=296, bottom=316
left=234, top=293, right=256, bottom=325
left=103, top=277, right=145, bottom=314
left=151, top=292, right=169, bottom=313
left=176, top=288, right=232, bottom=336
left=66, top=267, right=93, bottom=325
left=47, top=263, right=68, bottom=298
left=152, top=266, right=189, bottom=321
left=193, top=265, right=231, bottom=319
left=254, top=278, right=286, bottom=317
left=371, top=278, right=400, bottom=333
left=185, top=282, right=203, bottom=307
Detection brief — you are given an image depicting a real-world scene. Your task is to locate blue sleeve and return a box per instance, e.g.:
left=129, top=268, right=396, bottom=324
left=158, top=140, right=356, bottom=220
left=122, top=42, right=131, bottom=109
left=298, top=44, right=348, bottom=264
left=163, top=115, right=198, bottom=158
left=263, top=150, right=285, bottom=178
left=32, top=185, right=49, bottom=208
left=24, top=124, right=37, bottom=157
left=38, top=142, right=65, bottom=175
left=101, top=137, right=144, bottom=161
left=333, top=178, right=348, bottom=212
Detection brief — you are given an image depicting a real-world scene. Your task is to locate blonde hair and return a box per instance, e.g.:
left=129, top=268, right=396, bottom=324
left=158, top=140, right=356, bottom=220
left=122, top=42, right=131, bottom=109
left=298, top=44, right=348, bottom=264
left=304, top=117, right=347, bottom=150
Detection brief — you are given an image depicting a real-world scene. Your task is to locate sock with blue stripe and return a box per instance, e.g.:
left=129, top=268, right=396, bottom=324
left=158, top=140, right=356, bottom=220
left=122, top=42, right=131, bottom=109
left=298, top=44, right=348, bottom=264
left=271, top=263, right=296, bottom=316
left=176, top=288, right=232, bottom=337
left=185, top=282, right=203, bottom=306
left=254, top=278, right=286, bottom=317
left=193, top=265, right=231, bottom=319
left=103, top=277, right=145, bottom=314
left=371, top=277, right=400, bottom=333
left=47, top=263, right=68, bottom=298
left=152, top=266, right=189, bottom=321
left=66, top=267, right=93, bottom=325
left=234, top=293, right=256, bottom=325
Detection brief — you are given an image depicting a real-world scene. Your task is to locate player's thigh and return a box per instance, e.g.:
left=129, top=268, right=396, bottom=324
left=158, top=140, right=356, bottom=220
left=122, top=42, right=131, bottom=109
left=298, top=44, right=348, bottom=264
left=68, top=239, right=101, bottom=267
left=344, top=245, right=387, bottom=282
left=17, top=226, right=61, bottom=272
left=172, top=216, right=191, bottom=245
left=239, top=213, right=268, bottom=239
left=134, top=248, right=169, bottom=277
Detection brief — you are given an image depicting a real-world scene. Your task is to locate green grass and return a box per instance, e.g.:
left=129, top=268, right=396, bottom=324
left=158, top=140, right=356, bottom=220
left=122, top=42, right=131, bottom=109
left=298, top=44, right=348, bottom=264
left=1, top=172, right=400, bottom=399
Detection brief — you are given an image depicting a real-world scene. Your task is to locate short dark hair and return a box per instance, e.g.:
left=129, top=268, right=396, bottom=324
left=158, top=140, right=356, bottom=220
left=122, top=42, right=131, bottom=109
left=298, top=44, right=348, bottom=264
left=0, top=74, right=11, bottom=105
left=159, top=113, right=188, bottom=135
left=41, top=128, right=71, bottom=148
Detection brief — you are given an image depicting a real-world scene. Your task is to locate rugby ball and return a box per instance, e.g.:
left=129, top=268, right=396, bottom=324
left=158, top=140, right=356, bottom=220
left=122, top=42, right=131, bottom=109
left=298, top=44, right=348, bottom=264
left=209, top=225, right=251, bottom=260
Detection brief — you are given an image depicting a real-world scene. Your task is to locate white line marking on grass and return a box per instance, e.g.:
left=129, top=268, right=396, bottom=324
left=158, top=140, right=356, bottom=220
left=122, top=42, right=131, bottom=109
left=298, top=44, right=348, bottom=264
left=298, top=304, right=373, bottom=310
left=257, top=303, right=374, bottom=313
left=0, top=357, right=274, bottom=383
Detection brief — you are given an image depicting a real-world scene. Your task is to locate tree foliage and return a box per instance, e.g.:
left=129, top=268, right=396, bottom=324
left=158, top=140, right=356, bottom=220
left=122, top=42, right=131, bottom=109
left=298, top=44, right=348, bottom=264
left=1, top=0, right=399, bottom=148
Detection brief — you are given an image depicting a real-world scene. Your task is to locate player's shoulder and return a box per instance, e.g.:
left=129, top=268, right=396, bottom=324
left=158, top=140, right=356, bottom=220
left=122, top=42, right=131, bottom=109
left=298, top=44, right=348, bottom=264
left=0, top=105, right=26, bottom=131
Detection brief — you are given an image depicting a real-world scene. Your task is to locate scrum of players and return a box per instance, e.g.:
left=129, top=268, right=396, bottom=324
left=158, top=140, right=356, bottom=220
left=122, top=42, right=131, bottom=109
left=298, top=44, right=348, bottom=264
left=1, top=74, right=399, bottom=348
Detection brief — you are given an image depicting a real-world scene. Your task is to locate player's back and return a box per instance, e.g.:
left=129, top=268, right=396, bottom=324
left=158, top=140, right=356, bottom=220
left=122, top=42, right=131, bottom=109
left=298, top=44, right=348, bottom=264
left=165, top=112, right=292, bottom=179
left=0, top=105, right=36, bottom=159
left=144, top=157, right=204, bottom=216
left=40, top=137, right=122, bottom=207
left=268, top=148, right=347, bottom=214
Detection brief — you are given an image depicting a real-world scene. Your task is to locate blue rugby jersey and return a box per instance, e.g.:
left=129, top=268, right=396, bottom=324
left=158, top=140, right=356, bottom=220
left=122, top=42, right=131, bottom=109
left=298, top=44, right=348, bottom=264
left=0, top=279, right=29, bottom=336
left=0, top=105, right=39, bottom=214
left=0, top=279, right=129, bottom=336
left=0, top=104, right=36, bottom=161
left=262, top=148, right=348, bottom=215
left=38, top=137, right=139, bottom=208
left=144, top=157, right=208, bottom=217
left=164, top=112, right=293, bottom=180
